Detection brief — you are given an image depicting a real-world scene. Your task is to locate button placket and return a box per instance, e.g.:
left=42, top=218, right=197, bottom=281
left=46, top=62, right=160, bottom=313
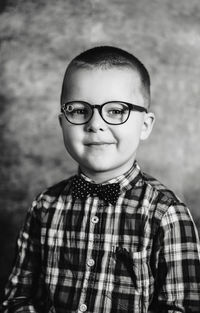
left=78, top=198, right=99, bottom=312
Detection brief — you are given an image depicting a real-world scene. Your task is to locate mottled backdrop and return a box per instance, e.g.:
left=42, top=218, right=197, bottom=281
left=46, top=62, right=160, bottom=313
left=0, top=0, right=200, bottom=301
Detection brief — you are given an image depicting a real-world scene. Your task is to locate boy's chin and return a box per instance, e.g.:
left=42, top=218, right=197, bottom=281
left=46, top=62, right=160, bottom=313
left=80, top=160, right=128, bottom=177
left=79, top=160, right=116, bottom=174
left=81, top=163, right=112, bottom=174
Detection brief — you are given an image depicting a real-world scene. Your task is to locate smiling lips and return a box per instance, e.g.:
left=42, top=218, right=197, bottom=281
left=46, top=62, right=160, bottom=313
left=85, top=141, right=115, bottom=146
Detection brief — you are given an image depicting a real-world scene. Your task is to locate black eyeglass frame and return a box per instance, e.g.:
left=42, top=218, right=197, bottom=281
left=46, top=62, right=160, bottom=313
left=61, top=100, right=148, bottom=125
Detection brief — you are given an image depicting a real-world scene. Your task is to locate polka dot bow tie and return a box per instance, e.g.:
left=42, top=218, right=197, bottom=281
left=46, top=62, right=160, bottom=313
left=71, top=176, right=121, bottom=205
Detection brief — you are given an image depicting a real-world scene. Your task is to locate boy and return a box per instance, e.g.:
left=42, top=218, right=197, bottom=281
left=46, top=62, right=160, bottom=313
left=1, top=46, right=200, bottom=313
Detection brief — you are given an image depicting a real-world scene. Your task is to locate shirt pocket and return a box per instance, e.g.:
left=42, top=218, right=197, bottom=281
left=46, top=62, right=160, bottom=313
left=105, top=248, right=154, bottom=312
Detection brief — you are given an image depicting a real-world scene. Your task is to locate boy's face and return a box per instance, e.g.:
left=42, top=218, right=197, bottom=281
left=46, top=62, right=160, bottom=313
left=60, top=67, right=154, bottom=182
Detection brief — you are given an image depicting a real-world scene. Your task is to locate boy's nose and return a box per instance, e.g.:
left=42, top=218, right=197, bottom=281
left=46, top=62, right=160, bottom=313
left=85, top=108, right=107, bottom=132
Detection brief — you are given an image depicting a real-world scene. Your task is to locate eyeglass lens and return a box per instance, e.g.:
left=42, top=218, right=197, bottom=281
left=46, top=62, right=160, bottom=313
left=63, top=101, right=130, bottom=125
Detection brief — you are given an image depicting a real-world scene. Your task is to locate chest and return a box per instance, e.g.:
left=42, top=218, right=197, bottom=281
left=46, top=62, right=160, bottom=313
left=40, top=197, right=160, bottom=312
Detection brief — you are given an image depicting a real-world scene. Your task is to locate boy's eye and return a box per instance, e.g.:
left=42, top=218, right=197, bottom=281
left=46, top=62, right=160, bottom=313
left=108, top=109, right=126, bottom=115
left=73, top=109, right=87, bottom=115
left=66, top=104, right=88, bottom=115
left=105, top=104, right=128, bottom=117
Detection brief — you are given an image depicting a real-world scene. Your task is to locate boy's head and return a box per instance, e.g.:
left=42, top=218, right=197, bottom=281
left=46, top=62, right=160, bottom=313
left=59, top=46, right=155, bottom=182
left=61, top=46, right=151, bottom=109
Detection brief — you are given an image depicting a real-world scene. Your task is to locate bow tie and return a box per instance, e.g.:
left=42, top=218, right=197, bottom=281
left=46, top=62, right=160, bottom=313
left=71, top=176, right=120, bottom=205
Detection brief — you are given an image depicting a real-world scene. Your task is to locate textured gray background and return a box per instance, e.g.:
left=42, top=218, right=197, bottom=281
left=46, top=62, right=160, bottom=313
left=0, top=0, right=200, bottom=300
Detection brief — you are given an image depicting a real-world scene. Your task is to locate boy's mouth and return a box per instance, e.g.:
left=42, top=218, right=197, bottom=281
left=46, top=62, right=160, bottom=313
left=84, top=142, right=116, bottom=150
left=85, top=141, right=115, bottom=146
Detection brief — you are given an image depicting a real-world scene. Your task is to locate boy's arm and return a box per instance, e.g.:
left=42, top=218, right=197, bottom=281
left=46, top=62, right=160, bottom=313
left=1, top=198, right=45, bottom=313
left=150, top=204, right=200, bottom=313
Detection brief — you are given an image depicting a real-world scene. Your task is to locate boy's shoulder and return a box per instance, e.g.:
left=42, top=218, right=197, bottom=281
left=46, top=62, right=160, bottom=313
left=39, top=170, right=182, bottom=205
left=31, top=175, right=76, bottom=217
left=44, top=176, right=74, bottom=196
left=141, top=171, right=183, bottom=205
left=34, top=169, right=185, bottom=215
left=35, top=175, right=75, bottom=206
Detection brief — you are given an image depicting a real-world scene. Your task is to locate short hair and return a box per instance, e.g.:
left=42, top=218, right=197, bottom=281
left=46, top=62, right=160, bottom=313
left=61, top=46, right=150, bottom=107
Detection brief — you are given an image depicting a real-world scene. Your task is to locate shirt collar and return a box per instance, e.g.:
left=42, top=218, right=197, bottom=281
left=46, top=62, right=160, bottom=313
left=78, top=161, right=142, bottom=194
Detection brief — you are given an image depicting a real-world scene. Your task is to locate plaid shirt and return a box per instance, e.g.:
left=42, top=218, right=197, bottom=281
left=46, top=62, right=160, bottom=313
left=2, top=162, right=200, bottom=313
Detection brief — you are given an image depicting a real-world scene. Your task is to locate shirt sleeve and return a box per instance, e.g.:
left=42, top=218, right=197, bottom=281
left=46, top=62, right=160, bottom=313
left=150, top=204, right=200, bottom=313
left=1, top=197, right=46, bottom=313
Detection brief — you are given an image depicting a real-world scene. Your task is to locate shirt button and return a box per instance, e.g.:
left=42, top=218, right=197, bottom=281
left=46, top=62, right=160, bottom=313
left=87, top=258, right=95, bottom=267
left=79, top=304, right=87, bottom=312
left=91, top=216, right=99, bottom=224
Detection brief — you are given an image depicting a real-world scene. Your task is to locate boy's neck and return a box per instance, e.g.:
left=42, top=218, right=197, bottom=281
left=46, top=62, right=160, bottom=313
left=79, top=160, right=136, bottom=184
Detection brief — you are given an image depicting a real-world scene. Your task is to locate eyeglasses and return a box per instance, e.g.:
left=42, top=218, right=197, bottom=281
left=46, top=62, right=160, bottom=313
left=61, top=101, right=147, bottom=125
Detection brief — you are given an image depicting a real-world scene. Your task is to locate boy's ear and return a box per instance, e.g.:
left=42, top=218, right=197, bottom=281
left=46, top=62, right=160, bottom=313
left=140, top=112, right=155, bottom=140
